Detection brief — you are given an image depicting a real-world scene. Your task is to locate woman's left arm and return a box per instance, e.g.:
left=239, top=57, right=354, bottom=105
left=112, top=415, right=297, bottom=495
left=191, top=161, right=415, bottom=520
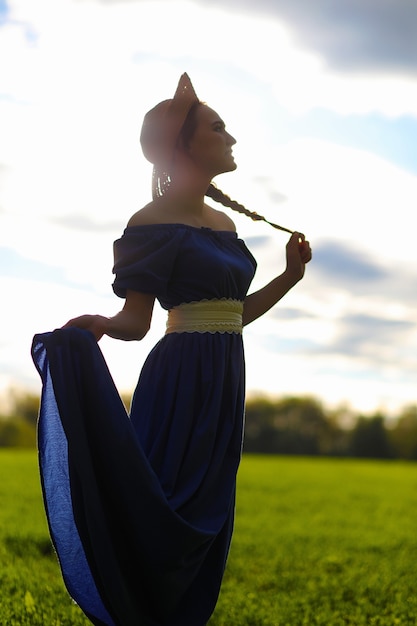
left=242, top=232, right=312, bottom=326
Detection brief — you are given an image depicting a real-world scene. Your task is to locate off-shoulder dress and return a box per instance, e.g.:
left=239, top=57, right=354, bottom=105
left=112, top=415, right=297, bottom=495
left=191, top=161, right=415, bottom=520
left=31, top=223, right=257, bottom=626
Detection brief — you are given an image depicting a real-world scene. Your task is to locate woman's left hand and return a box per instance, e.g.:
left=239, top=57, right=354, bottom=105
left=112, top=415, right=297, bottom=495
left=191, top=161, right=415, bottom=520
left=285, top=232, right=312, bottom=283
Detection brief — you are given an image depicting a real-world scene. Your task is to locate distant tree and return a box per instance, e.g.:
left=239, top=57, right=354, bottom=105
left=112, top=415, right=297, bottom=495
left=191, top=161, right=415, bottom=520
left=388, top=405, right=417, bottom=459
left=7, top=390, right=40, bottom=426
left=244, top=395, right=333, bottom=455
left=0, top=418, right=36, bottom=447
left=0, top=390, right=38, bottom=447
left=323, top=405, right=356, bottom=456
left=272, top=396, right=327, bottom=455
left=349, top=414, right=393, bottom=459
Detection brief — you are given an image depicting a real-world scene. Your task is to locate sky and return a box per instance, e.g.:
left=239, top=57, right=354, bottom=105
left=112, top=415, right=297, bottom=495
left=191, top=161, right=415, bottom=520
left=1, top=0, right=416, bottom=415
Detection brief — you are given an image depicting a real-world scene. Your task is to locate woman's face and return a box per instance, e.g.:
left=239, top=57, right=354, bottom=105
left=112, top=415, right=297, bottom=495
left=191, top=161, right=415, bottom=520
left=184, top=105, right=237, bottom=177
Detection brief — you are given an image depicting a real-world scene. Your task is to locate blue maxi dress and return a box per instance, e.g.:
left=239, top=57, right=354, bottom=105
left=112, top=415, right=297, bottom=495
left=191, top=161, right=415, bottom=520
left=31, top=224, right=257, bottom=626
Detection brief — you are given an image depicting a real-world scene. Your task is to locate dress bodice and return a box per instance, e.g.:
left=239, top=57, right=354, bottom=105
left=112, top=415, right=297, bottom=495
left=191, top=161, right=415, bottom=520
left=112, top=224, right=257, bottom=309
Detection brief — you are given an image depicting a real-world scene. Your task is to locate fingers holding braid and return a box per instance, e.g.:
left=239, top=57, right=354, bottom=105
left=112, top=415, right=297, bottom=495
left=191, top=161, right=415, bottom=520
left=297, top=233, right=312, bottom=264
left=285, top=232, right=312, bottom=282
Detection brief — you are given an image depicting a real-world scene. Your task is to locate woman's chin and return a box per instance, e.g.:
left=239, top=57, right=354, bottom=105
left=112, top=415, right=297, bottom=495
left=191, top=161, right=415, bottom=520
left=223, top=160, right=237, bottom=174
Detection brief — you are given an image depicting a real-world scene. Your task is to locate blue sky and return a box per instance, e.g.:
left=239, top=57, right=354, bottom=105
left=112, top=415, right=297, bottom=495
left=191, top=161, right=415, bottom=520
left=1, top=0, right=416, bottom=414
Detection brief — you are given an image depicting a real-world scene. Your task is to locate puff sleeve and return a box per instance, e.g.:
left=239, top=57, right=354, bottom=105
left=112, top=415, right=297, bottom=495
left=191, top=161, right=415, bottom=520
left=112, top=225, right=183, bottom=299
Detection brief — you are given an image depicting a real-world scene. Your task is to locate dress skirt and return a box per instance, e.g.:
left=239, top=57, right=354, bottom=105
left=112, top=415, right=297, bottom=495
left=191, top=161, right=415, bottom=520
left=32, top=326, right=245, bottom=626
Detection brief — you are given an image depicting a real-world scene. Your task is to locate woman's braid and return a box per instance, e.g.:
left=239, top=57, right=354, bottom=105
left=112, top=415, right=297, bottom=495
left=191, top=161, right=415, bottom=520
left=205, top=184, right=293, bottom=234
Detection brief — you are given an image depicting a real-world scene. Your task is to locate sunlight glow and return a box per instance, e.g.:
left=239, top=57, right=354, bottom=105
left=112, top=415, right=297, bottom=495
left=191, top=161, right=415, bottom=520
left=1, top=0, right=416, bottom=413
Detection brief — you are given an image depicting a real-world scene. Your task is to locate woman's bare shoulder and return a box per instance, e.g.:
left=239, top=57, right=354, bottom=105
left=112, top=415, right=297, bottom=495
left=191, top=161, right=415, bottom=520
left=127, top=200, right=237, bottom=231
left=127, top=201, right=162, bottom=227
left=205, top=205, right=236, bottom=232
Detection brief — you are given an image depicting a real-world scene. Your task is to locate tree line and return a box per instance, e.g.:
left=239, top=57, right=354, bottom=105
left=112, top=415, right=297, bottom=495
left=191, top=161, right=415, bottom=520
left=1, top=390, right=417, bottom=460
left=243, top=395, right=417, bottom=460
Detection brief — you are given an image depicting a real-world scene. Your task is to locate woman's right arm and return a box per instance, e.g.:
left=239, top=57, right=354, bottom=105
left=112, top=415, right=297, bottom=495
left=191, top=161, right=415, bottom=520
left=63, top=290, right=155, bottom=342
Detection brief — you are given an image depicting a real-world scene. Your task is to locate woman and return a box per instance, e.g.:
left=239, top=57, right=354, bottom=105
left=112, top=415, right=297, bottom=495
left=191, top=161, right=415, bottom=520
left=32, top=74, right=311, bottom=626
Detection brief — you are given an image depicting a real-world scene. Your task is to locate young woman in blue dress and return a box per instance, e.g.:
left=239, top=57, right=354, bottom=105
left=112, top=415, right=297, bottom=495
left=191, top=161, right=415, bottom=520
left=32, top=73, right=311, bottom=626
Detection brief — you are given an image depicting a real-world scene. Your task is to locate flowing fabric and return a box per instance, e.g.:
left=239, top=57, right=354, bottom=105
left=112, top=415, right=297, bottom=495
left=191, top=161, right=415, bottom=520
left=32, top=224, right=257, bottom=626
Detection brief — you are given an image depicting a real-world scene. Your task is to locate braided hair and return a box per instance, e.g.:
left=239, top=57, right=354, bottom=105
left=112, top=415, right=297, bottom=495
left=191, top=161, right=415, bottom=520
left=205, top=183, right=293, bottom=234
left=179, top=101, right=293, bottom=234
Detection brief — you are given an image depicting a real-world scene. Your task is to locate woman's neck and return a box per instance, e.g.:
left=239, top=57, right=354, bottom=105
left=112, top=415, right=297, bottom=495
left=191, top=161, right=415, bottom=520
left=165, top=170, right=211, bottom=216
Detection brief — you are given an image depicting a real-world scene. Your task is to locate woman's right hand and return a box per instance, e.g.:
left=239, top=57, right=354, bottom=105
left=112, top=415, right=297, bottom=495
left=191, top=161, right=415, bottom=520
left=62, top=314, right=109, bottom=342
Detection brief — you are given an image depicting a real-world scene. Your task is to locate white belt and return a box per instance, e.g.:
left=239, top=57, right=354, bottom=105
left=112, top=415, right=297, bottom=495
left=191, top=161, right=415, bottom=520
left=166, top=299, right=243, bottom=334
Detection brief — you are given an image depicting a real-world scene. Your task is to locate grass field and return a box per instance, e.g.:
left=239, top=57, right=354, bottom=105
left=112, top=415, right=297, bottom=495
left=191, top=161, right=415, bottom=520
left=0, top=451, right=416, bottom=625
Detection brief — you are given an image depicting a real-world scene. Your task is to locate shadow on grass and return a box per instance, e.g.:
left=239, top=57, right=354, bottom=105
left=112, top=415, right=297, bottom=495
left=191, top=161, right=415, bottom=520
left=4, top=535, right=54, bottom=558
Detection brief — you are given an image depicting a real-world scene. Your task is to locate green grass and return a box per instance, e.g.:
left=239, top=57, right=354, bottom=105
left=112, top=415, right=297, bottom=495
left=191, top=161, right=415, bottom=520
left=1, top=452, right=416, bottom=625
left=213, top=456, right=417, bottom=625
left=0, top=450, right=90, bottom=625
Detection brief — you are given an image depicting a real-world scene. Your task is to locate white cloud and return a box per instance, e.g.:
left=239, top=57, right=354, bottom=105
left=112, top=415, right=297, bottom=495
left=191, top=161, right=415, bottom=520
left=256, top=139, right=417, bottom=262
left=1, top=0, right=416, bottom=413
